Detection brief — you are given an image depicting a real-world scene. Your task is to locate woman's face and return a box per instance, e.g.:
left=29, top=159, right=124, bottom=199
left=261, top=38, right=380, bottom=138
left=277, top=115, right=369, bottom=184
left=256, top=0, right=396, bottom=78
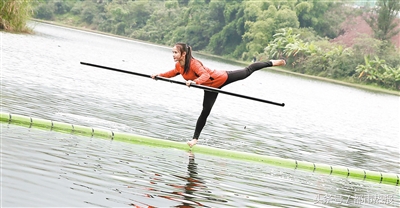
left=172, top=45, right=186, bottom=62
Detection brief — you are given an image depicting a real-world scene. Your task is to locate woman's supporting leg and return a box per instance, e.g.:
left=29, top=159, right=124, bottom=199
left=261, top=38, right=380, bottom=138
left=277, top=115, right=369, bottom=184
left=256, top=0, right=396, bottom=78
left=187, top=90, right=219, bottom=147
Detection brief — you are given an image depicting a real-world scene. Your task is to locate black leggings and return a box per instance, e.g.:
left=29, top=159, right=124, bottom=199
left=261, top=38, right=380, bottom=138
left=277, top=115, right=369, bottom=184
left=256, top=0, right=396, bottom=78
left=192, top=61, right=273, bottom=139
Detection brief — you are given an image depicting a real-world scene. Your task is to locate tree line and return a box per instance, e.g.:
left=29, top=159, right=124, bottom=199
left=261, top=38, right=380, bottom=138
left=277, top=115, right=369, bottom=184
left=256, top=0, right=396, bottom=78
left=3, top=0, right=400, bottom=91
left=33, top=0, right=349, bottom=58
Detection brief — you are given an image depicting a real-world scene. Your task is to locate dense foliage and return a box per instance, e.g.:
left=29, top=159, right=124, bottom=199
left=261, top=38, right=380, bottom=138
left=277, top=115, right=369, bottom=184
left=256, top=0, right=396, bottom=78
left=0, top=0, right=33, bottom=32
left=32, top=0, right=346, bottom=56
left=28, top=0, right=400, bottom=90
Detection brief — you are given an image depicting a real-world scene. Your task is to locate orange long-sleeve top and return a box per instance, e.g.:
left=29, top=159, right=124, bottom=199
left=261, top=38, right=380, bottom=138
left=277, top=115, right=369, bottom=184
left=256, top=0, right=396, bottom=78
left=158, top=59, right=228, bottom=88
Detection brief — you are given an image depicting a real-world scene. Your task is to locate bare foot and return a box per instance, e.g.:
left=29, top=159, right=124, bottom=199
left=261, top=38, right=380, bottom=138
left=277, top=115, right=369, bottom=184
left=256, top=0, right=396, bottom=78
left=187, top=139, right=198, bottom=148
left=271, top=59, right=286, bottom=66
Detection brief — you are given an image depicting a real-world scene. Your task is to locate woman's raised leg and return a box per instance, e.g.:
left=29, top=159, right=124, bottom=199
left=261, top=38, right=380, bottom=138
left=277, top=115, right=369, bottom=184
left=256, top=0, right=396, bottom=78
left=221, top=60, right=286, bottom=87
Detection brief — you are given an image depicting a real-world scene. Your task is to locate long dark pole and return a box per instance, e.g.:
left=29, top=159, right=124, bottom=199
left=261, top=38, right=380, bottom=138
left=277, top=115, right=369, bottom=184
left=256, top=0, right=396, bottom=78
left=80, top=62, right=285, bottom=107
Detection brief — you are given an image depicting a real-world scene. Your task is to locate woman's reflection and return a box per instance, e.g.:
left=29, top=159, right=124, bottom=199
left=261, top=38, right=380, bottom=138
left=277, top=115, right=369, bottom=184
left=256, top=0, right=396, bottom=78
left=165, top=152, right=207, bottom=207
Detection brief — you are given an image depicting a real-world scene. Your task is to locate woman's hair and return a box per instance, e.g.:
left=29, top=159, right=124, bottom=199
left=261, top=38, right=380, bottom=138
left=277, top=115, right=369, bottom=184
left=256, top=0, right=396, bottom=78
left=175, top=42, right=193, bottom=74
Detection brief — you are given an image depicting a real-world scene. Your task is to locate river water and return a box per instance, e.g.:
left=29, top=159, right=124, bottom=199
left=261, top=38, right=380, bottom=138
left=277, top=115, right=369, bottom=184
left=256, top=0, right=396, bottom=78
left=1, top=22, right=399, bottom=207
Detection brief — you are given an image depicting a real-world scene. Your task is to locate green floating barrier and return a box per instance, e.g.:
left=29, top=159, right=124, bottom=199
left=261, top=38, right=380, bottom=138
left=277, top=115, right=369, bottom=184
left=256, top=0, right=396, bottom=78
left=332, top=165, right=350, bottom=177
left=348, top=168, right=366, bottom=180
left=31, top=117, right=53, bottom=130
left=365, top=170, right=384, bottom=183
left=1, top=112, right=398, bottom=186
left=92, top=127, right=113, bottom=139
left=314, top=163, right=333, bottom=175
left=296, top=160, right=316, bottom=172
left=114, top=131, right=187, bottom=149
left=52, top=120, right=73, bottom=133
left=260, top=155, right=296, bottom=169
left=382, top=173, right=400, bottom=186
left=10, top=114, right=32, bottom=128
left=72, top=124, right=94, bottom=137
left=0, top=113, right=9, bottom=122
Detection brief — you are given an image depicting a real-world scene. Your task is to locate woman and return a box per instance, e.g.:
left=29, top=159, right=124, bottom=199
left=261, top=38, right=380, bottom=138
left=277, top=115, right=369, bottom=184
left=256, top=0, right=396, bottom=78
left=151, top=43, right=286, bottom=147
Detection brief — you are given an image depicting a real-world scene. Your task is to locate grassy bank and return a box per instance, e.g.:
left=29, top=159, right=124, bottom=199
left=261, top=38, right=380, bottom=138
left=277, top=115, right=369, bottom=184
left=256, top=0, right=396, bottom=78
left=32, top=19, right=399, bottom=96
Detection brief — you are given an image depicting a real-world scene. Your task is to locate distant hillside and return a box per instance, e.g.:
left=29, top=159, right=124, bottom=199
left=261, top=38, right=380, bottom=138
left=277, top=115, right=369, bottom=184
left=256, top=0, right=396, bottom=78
left=331, top=15, right=400, bottom=49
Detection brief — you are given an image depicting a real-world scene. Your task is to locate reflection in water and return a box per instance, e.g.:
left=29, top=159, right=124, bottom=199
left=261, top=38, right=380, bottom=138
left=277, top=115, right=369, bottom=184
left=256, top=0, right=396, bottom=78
left=184, top=152, right=202, bottom=201
left=129, top=152, right=228, bottom=208
left=172, top=152, right=228, bottom=207
left=166, top=152, right=207, bottom=208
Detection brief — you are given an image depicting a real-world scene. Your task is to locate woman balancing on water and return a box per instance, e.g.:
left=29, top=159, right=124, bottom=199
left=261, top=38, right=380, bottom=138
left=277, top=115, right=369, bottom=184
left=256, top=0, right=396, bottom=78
left=151, top=43, right=286, bottom=148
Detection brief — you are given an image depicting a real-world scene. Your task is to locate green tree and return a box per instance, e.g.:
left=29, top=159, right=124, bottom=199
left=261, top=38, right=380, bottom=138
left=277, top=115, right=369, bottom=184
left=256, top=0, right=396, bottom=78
left=178, top=0, right=189, bottom=7
left=125, top=1, right=152, bottom=29
left=207, top=1, right=244, bottom=56
left=53, top=0, right=74, bottom=15
left=275, top=8, right=299, bottom=29
left=364, top=0, right=400, bottom=41
left=131, top=2, right=183, bottom=44
left=264, top=28, right=305, bottom=59
left=34, top=2, right=54, bottom=20
left=295, top=0, right=343, bottom=38
left=243, top=3, right=299, bottom=60
left=323, top=45, right=354, bottom=78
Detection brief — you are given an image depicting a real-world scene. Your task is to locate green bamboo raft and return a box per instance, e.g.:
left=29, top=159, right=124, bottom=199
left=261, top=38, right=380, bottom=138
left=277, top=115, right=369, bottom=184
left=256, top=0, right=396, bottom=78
left=1, top=112, right=398, bottom=186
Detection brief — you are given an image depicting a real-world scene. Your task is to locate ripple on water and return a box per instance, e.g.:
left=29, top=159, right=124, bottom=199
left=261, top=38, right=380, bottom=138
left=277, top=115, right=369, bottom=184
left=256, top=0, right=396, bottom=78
left=2, top=124, right=399, bottom=207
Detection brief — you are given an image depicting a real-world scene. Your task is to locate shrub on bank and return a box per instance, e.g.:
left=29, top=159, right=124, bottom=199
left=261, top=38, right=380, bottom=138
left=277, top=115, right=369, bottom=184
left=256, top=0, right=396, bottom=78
left=264, top=28, right=400, bottom=90
left=0, top=0, right=32, bottom=32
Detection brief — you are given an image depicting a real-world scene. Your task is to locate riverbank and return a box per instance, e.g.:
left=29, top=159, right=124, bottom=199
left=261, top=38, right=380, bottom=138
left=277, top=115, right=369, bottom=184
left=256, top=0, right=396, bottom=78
left=31, top=19, right=399, bottom=96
